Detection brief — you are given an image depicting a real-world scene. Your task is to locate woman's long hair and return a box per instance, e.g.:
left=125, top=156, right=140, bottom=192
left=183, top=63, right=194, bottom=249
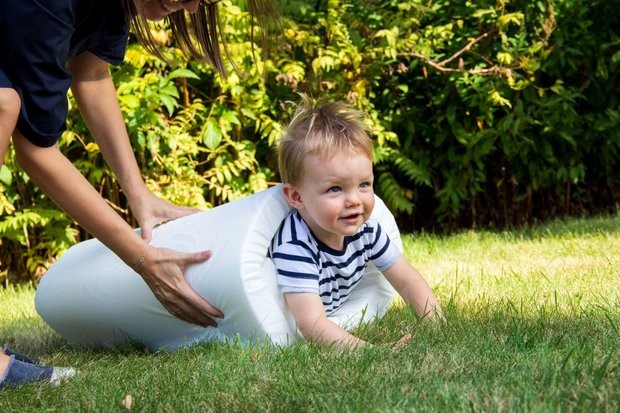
left=121, top=0, right=278, bottom=77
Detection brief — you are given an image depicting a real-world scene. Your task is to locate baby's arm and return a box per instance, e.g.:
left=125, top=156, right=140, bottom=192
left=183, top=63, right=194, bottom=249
left=383, top=256, right=444, bottom=320
left=285, top=293, right=366, bottom=349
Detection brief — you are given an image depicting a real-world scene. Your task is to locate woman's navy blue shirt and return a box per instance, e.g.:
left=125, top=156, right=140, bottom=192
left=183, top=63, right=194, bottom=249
left=0, top=0, right=130, bottom=147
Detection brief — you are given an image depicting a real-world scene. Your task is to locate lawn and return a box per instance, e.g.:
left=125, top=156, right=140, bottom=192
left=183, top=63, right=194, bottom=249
left=1, top=215, right=619, bottom=412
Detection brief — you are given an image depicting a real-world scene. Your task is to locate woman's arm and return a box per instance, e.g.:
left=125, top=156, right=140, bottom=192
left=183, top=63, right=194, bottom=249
left=11, top=51, right=223, bottom=327
left=67, top=51, right=198, bottom=242
left=285, top=293, right=366, bottom=349
left=383, top=256, right=444, bottom=320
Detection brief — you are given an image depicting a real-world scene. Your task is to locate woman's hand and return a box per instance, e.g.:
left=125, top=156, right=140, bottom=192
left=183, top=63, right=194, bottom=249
left=129, top=192, right=226, bottom=326
left=135, top=246, right=224, bottom=327
left=130, top=190, right=201, bottom=242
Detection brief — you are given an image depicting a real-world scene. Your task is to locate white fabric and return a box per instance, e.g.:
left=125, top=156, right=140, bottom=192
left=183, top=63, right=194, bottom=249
left=35, top=186, right=401, bottom=351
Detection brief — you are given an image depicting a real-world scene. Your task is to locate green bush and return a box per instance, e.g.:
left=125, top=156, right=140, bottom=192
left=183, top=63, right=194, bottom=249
left=1, top=0, right=618, bottom=282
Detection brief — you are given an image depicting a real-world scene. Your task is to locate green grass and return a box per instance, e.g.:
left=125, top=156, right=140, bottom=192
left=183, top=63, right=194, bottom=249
left=1, top=215, right=619, bottom=412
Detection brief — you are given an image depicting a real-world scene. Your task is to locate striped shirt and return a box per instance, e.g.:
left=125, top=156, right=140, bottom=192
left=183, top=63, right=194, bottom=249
left=269, top=210, right=399, bottom=315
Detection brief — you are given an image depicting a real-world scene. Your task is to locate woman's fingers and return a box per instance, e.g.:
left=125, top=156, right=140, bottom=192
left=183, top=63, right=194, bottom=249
left=171, top=280, right=224, bottom=326
left=180, top=249, right=212, bottom=266
left=164, top=289, right=219, bottom=328
left=140, top=220, right=155, bottom=243
left=137, top=247, right=224, bottom=327
left=137, top=200, right=202, bottom=242
left=178, top=250, right=224, bottom=319
left=167, top=204, right=202, bottom=220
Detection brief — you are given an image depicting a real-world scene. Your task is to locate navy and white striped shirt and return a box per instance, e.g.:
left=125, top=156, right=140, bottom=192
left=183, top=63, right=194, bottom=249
left=269, top=210, right=399, bottom=315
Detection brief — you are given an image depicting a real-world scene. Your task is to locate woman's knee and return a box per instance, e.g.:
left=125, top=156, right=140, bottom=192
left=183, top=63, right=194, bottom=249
left=0, top=88, right=21, bottom=123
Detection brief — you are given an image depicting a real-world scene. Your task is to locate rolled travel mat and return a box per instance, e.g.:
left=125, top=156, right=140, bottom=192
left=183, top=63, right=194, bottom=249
left=35, top=186, right=401, bottom=350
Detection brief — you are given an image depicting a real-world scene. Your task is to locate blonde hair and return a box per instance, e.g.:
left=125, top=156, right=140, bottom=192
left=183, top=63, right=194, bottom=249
left=278, top=94, right=373, bottom=185
left=122, top=0, right=278, bottom=76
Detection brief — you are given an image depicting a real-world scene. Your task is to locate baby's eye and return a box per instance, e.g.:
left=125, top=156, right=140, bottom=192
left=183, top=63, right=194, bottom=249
left=328, top=186, right=342, bottom=193
left=359, top=182, right=371, bottom=189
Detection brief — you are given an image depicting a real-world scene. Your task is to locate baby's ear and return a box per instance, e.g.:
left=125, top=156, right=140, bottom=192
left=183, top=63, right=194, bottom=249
left=282, top=183, right=304, bottom=209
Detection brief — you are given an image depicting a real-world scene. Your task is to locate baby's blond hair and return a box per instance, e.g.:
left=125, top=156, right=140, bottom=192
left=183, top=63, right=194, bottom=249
left=278, top=94, right=372, bottom=184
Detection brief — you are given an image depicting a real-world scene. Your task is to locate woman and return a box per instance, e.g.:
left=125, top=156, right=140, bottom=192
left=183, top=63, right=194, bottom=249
left=0, top=0, right=274, bottom=388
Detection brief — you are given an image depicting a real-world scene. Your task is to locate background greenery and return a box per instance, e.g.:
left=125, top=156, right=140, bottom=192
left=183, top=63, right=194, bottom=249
left=1, top=215, right=618, bottom=411
left=1, top=0, right=618, bottom=282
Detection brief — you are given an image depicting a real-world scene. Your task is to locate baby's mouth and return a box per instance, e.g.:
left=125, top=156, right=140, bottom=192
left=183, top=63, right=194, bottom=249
left=341, top=213, right=361, bottom=222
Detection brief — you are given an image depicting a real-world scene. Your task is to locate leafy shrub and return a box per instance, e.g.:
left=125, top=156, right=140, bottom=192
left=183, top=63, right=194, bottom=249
left=1, top=0, right=618, bottom=282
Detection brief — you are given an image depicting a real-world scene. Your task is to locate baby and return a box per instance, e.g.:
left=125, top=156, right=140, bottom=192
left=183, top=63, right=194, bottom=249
left=270, top=94, right=444, bottom=349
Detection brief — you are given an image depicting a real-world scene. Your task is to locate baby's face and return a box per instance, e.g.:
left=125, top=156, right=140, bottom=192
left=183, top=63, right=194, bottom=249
left=294, top=150, right=375, bottom=248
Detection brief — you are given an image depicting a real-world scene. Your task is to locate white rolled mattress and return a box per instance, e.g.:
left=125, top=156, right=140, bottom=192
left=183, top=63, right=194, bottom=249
left=35, top=186, right=400, bottom=351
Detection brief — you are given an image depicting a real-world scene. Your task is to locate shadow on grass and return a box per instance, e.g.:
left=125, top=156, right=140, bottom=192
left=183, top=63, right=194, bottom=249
left=3, top=293, right=618, bottom=358
left=0, top=317, right=156, bottom=364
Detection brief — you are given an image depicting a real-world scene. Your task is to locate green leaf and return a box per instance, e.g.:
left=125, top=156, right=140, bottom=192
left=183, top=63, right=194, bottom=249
left=0, top=165, right=12, bottom=186
left=160, top=94, right=177, bottom=116
left=168, top=68, right=201, bottom=80
left=497, top=13, right=524, bottom=30
left=221, top=110, right=241, bottom=126
left=118, top=95, right=141, bottom=109
left=202, top=119, right=223, bottom=150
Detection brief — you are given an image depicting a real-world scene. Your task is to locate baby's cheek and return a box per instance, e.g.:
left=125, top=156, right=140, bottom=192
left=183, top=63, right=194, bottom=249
left=366, top=196, right=376, bottom=212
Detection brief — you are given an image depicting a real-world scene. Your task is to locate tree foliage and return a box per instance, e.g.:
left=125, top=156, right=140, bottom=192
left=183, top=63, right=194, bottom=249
left=1, top=0, right=618, bottom=282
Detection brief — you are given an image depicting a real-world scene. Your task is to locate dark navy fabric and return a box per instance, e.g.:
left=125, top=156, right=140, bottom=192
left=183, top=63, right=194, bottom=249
left=0, top=0, right=129, bottom=147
